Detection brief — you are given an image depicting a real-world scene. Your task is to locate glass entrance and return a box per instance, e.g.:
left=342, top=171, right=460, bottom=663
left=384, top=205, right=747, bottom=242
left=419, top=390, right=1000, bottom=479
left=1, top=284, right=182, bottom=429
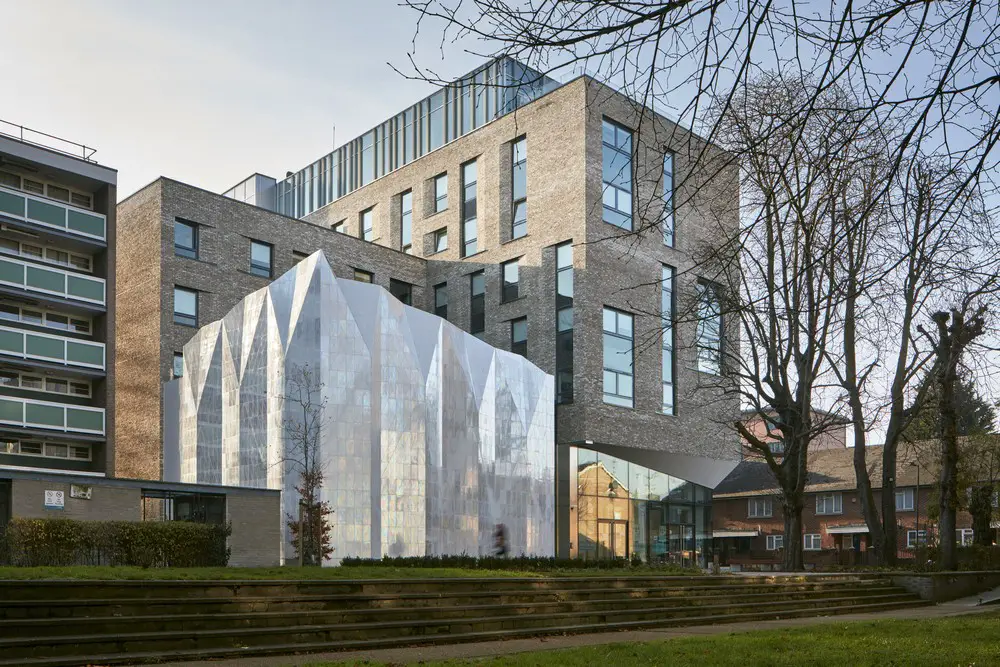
left=598, top=519, right=628, bottom=559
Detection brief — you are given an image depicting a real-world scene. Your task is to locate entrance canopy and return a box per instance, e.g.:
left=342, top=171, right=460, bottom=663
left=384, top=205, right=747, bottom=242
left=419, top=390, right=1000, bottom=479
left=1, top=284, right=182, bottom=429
left=826, top=525, right=870, bottom=534
left=575, top=441, right=739, bottom=489
left=713, top=529, right=759, bottom=538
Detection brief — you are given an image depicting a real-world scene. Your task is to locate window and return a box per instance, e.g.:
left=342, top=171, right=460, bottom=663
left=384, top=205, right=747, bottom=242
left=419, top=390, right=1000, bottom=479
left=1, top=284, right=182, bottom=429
left=804, top=534, right=822, bottom=551
left=510, top=317, right=527, bottom=357
left=0, top=371, right=17, bottom=387
left=45, top=378, right=68, bottom=394
left=0, top=171, right=19, bottom=189
left=907, top=530, right=927, bottom=548
left=815, top=493, right=843, bottom=515
left=360, top=208, right=374, bottom=242
left=70, top=445, right=90, bottom=460
left=332, top=221, right=346, bottom=234
left=661, top=265, right=675, bottom=414
left=22, top=179, right=43, bottom=195
left=748, top=497, right=773, bottom=518
left=389, top=279, right=413, bottom=306
left=769, top=440, right=786, bottom=455
left=602, top=119, right=633, bottom=230
left=434, top=283, right=448, bottom=319
left=353, top=269, right=373, bottom=283
left=173, top=352, right=184, bottom=379
left=249, top=240, right=273, bottom=278
left=470, top=271, right=485, bottom=337
left=434, top=173, right=448, bottom=212
left=175, top=220, right=198, bottom=259
left=696, top=281, right=722, bottom=375
left=0, top=301, right=89, bottom=334
left=0, top=439, right=89, bottom=461
left=0, top=370, right=89, bottom=397
left=432, top=228, right=448, bottom=253
left=400, top=190, right=413, bottom=253
left=556, top=242, right=574, bottom=404
left=766, top=535, right=784, bottom=551
left=501, top=259, right=520, bottom=302
left=511, top=137, right=527, bottom=239
left=0, top=237, right=92, bottom=272
left=173, top=287, right=198, bottom=327
left=602, top=308, right=634, bottom=407
left=663, top=152, right=675, bottom=246
left=461, top=160, right=478, bottom=257
left=69, top=382, right=89, bottom=397
left=18, top=441, right=43, bottom=455
left=957, top=529, right=974, bottom=546
left=20, top=376, right=42, bottom=390
left=895, top=487, right=915, bottom=512
left=47, top=186, right=70, bottom=203
left=293, top=250, right=310, bottom=264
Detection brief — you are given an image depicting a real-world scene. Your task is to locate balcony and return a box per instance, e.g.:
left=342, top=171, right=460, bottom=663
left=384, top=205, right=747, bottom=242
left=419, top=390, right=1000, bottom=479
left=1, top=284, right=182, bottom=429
left=0, top=255, right=104, bottom=307
left=0, top=395, right=104, bottom=435
left=0, top=184, right=106, bottom=242
left=0, top=325, right=104, bottom=371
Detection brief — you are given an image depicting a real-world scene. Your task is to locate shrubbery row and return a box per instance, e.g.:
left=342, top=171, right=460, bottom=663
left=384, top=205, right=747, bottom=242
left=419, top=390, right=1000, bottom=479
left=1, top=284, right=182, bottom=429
left=0, top=518, right=231, bottom=567
left=341, top=554, right=697, bottom=573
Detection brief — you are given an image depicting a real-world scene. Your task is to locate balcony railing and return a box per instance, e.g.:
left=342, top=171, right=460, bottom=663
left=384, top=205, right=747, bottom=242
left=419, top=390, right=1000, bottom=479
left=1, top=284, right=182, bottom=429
left=0, top=395, right=104, bottom=435
left=0, top=255, right=105, bottom=306
left=0, top=119, right=97, bottom=162
left=0, top=184, right=106, bottom=242
left=0, top=325, right=104, bottom=370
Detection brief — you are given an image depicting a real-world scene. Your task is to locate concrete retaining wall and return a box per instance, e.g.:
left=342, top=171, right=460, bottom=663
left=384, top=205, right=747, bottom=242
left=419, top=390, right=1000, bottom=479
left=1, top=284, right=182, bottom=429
left=891, top=571, right=1000, bottom=602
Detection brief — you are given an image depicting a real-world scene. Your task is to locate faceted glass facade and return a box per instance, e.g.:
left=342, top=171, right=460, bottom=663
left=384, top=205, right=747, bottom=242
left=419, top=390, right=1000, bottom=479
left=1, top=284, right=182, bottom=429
left=569, top=446, right=712, bottom=567
left=178, top=252, right=555, bottom=564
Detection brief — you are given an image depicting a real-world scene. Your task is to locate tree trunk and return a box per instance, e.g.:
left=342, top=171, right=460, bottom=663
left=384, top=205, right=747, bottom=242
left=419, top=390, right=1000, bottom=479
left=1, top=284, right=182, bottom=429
left=782, top=493, right=804, bottom=570
left=969, top=485, right=994, bottom=547
left=880, top=445, right=899, bottom=565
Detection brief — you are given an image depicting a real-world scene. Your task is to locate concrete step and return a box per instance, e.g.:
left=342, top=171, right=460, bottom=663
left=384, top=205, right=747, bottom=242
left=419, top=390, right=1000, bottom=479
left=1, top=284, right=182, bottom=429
left=0, top=597, right=933, bottom=667
left=0, top=587, right=909, bottom=637
left=0, top=593, right=926, bottom=660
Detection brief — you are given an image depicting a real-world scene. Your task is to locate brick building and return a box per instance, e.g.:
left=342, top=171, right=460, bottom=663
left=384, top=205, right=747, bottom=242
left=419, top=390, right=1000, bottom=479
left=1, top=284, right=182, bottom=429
left=115, top=57, right=743, bottom=563
left=712, top=443, right=989, bottom=569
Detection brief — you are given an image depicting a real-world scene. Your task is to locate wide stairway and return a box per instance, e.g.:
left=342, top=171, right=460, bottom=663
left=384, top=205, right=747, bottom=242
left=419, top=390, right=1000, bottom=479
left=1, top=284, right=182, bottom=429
left=0, top=574, right=931, bottom=666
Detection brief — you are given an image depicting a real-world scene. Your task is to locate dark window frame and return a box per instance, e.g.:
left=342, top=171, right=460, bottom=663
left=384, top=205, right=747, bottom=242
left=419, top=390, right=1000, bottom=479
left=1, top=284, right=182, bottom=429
left=511, top=136, right=527, bottom=239
left=249, top=239, right=273, bottom=278
left=174, top=219, right=198, bottom=259
left=389, top=278, right=413, bottom=306
left=470, top=270, right=485, bottom=335
left=353, top=268, right=373, bottom=283
left=434, top=282, right=448, bottom=319
left=510, top=316, right=527, bottom=357
left=501, top=258, right=520, bottom=303
left=173, top=286, right=198, bottom=327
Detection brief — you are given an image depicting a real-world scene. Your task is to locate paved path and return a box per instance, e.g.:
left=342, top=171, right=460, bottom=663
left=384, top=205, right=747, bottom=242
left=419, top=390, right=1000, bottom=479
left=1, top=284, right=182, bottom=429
left=151, top=590, right=999, bottom=667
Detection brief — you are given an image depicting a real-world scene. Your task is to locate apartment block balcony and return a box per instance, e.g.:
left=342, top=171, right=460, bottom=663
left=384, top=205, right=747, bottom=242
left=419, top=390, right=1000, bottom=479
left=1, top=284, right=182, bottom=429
left=0, top=255, right=105, bottom=308
left=0, top=325, right=104, bottom=372
left=0, top=184, right=106, bottom=243
left=0, top=395, right=104, bottom=435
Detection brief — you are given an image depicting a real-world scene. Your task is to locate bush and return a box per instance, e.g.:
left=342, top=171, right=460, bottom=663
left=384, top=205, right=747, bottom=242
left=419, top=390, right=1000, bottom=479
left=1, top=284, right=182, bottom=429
left=0, top=518, right=231, bottom=568
left=340, top=554, right=698, bottom=574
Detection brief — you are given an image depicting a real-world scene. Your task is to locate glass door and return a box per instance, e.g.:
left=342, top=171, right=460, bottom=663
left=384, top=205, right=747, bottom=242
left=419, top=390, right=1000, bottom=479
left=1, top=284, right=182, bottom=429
left=597, top=518, right=628, bottom=559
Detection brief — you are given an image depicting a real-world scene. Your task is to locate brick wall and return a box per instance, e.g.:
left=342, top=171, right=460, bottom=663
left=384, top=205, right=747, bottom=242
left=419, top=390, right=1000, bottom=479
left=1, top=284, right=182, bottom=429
left=10, top=478, right=140, bottom=522
left=226, top=489, right=281, bottom=567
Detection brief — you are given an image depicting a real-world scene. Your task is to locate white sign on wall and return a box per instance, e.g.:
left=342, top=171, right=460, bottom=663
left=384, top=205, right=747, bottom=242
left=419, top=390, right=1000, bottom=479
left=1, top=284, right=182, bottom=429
left=44, top=490, right=65, bottom=510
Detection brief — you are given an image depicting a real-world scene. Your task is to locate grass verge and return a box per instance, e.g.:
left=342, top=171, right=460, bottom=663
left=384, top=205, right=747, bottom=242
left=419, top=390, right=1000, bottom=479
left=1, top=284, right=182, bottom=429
left=310, top=612, right=1000, bottom=666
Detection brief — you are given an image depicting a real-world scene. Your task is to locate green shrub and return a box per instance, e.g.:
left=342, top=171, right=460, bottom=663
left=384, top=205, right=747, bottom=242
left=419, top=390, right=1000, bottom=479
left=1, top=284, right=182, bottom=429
left=0, top=518, right=231, bottom=568
left=340, top=554, right=698, bottom=574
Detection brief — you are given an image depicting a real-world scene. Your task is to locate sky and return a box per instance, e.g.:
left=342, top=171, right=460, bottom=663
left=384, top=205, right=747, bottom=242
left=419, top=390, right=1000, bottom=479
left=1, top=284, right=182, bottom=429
left=1, top=0, right=482, bottom=199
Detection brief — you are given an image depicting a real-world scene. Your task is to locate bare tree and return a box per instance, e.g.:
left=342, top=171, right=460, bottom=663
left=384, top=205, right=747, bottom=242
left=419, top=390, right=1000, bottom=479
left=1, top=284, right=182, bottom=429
left=282, top=363, right=335, bottom=566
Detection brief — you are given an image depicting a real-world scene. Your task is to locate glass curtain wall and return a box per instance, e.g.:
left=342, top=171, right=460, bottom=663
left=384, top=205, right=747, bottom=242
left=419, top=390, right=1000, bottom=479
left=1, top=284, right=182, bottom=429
left=276, top=58, right=559, bottom=218
left=569, top=446, right=712, bottom=568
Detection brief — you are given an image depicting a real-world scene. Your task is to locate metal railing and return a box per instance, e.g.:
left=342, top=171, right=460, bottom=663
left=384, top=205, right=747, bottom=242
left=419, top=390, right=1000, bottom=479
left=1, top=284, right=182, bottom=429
left=0, top=119, right=97, bottom=162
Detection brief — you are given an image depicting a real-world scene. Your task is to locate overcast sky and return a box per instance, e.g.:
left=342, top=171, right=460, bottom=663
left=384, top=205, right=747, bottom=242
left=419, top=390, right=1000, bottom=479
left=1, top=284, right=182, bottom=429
left=1, top=0, right=482, bottom=199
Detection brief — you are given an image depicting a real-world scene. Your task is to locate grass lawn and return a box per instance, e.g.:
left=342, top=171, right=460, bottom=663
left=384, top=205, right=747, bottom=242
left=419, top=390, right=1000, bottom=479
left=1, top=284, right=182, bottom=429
left=311, top=612, right=1000, bottom=666
left=0, top=564, right=699, bottom=581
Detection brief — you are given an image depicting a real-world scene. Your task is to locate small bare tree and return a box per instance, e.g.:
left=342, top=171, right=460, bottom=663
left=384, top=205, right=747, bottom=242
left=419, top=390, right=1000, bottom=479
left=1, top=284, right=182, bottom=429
left=282, top=363, right=334, bottom=566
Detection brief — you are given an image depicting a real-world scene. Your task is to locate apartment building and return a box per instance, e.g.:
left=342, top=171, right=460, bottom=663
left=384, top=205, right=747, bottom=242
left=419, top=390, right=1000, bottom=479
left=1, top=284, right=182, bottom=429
left=116, top=58, right=742, bottom=563
left=0, top=123, right=116, bottom=479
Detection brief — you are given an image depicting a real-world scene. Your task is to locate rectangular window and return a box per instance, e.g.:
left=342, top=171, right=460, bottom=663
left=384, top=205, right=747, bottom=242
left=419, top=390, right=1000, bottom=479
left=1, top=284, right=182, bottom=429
left=895, top=487, right=914, bottom=512
left=360, top=208, right=374, bottom=242
left=661, top=265, right=675, bottom=414
left=815, top=493, right=843, bottom=515
left=173, top=287, right=198, bottom=327
left=249, top=240, right=273, bottom=278
left=69, top=382, right=90, bottom=397
left=332, top=221, right=346, bottom=234
left=434, top=283, right=448, bottom=320
left=70, top=192, right=92, bottom=209
left=748, top=497, right=773, bottom=518
left=434, top=173, right=448, bottom=212
left=602, top=307, right=634, bottom=408
left=47, top=185, right=70, bottom=203
left=766, top=535, right=784, bottom=551
left=461, top=160, right=478, bottom=257
left=696, top=281, right=722, bottom=375
left=663, top=152, right=675, bottom=246
left=174, top=220, right=198, bottom=259
left=602, top=119, right=633, bottom=230
left=0, top=171, right=20, bottom=189
left=293, top=250, right=309, bottom=264
left=511, top=137, right=527, bottom=239
left=353, top=268, right=373, bottom=283
left=470, top=271, right=485, bottom=337
left=0, top=371, right=18, bottom=387
left=501, top=259, right=519, bottom=302
left=389, top=279, right=413, bottom=306
left=556, top=242, right=574, bottom=404
left=510, top=317, right=527, bottom=357
left=23, top=179, right=44, bottom=195
left=45, top=378, right=68, bottom=394
left=21, top=376, right=42, bottom=390
left=907, top=530, right=927, bottom=548
left=19, top=441, right=42, bottom=455
left=804, top=534, right=822, bottom=551
left=173, top=352, right=184, bottom=379
left=400, top=190, right=413, bottom=253
left=45, top=443, right=68, bottom=458
left=433, top=228, right=448, bottom=253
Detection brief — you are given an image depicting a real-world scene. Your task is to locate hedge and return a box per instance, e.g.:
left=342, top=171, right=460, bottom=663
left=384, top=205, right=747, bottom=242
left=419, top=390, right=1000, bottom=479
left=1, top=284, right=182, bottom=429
left=0, top=518, right=231, bottom=568
left=341, top=554, right=699, bottom=573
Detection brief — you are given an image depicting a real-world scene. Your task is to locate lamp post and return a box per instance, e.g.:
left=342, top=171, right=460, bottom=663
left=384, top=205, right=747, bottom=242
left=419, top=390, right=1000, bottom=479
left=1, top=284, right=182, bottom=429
left=910, top=461, right=921, bottom=556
